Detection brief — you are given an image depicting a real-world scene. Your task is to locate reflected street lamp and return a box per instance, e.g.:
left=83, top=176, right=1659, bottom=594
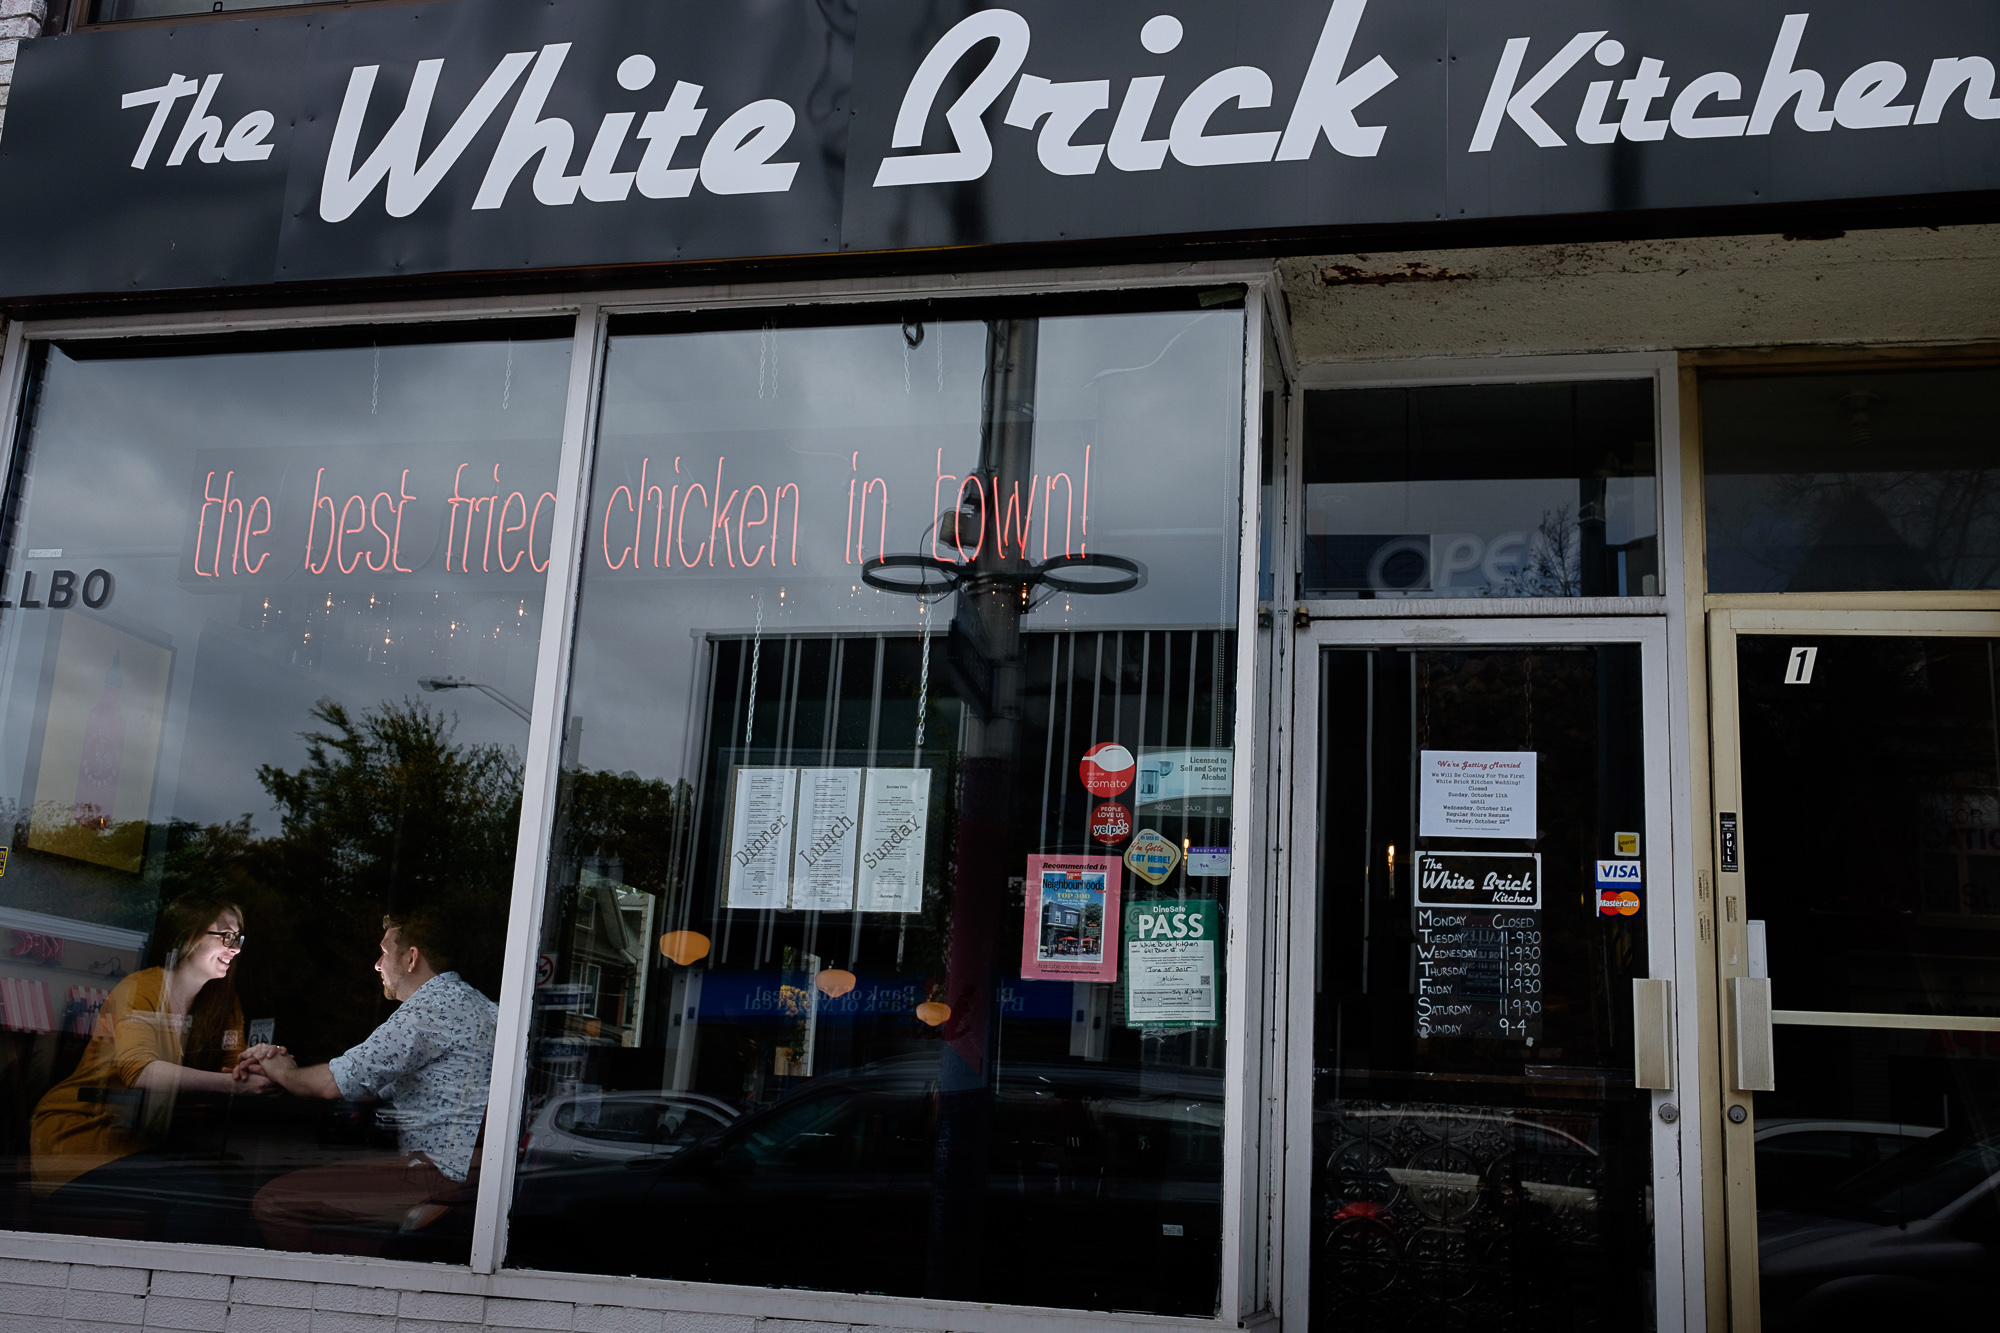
left=417, top=675, right=532, bottom=723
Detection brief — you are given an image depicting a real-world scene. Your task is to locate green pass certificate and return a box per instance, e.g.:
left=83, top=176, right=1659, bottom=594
left=1124, top=899, right=1220, bottom=1027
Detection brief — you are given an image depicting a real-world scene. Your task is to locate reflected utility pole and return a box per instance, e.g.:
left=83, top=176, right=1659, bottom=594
left=927, top=318, right=1036, bottom=1299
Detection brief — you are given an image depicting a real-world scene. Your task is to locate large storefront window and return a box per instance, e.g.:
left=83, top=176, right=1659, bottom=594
left=506, top=296, right=1247, bottom=1314
left=1704, top=367, right=2000, bottom=593
left=1302, top=382, right=1658, bottom=600
left=1308, top=642, right=1658, bottom=1329
left=0, top=323, right=571, bottom=1260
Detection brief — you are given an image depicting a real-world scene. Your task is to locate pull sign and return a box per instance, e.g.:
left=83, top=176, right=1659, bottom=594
left=1783, top=646, right=1818, bottom=684
left=1719, top=812, right=1740, bottom=873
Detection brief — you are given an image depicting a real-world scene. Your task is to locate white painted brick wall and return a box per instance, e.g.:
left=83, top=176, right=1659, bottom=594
left=0, top=0, right=48, bottom=140
left=0, top=1257, right=1002, bottom=1333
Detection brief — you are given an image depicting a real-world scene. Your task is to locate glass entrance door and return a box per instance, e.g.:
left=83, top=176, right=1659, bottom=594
left=1710, top=612, right=2000, bottom=1333
left=1285, top=618, right=1682, bottom=1332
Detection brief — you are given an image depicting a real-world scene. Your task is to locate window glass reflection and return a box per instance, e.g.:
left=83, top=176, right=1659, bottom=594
left=1738, top=635, right=2000, bottom=1326
left=507, top=300, right=1244, bottom=1314
left=0, top=325, right=569, bottom=1258
left=92, top=0, right=335, bottom=22
left=1302, top=381, right=1658, bottom=599
left=1311, top=645, right=1657, bottom=1329
left=1704, top=368, right=2000, bottom=593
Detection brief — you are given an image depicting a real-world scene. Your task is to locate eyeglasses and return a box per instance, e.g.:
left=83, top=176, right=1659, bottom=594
left=206, top=930, right=246, bottom=949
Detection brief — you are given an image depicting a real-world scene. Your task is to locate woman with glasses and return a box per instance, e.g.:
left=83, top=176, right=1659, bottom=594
left=29, top=893, right=274, bottom=1241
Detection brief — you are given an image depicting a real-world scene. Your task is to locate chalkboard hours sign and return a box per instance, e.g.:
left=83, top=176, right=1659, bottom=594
left=1413, top=851, right=1543, bottom=1042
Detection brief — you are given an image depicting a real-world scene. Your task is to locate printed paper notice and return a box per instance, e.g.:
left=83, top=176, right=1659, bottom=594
left=1125, top=899, right=1219, bottom=1026
left=791, top=768, right=863, bottom=910
left=727, top=767, right=797, bottom=909
left=1022, top=855, right=1121, bottom=981
left=856, top=768, right=930, bottom=913
left=1419, top=750, right=1537, bottom=839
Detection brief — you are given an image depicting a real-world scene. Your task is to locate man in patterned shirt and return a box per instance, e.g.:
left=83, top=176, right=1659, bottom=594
left=241, top=911, right=498, bottom=1252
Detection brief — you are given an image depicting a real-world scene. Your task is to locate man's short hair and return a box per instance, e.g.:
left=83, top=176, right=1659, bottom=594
left=383, top=910, right=453, bottom=973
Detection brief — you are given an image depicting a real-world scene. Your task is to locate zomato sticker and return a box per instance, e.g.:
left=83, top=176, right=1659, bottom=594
left=1080, top=743, right=1135, bottom=797
left=1598, top=890, right=1641, bottom=917
left=1091, top=801, right=1133, bottom=845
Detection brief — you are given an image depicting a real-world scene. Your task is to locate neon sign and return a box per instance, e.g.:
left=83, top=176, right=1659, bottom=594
left=183, top=448, right=558, bottom=585
left=598, top=456, right=801, bottom=571
left=591, top=446, right=1094, bottom=577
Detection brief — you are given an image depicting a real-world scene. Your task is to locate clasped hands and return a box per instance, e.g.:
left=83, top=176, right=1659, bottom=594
left=232, top=1042, right=296, bottom=1093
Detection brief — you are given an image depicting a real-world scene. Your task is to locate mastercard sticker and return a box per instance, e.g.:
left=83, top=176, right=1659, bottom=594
left=1598, top=889, right=1641, bottom=917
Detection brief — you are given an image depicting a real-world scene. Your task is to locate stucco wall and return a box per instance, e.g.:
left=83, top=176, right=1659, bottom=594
left=1279, top=225, right=2000, bottom=363
left=0, top=0, right=45, bottom=139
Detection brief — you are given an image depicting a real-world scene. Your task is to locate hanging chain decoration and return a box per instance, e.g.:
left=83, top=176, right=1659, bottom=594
left=901, top=317, right=925, bottom=397
left=744, top=595, right=764, bottom=747
left=502, top=339, right=514, bottom=412
left=370, top=343, right=380, bottom=415
left=755, top=319, right=778, bottom=399
left=915, top=592, right=933, bottom=748
left=935, top=319, right=945, bottom=393
left=1523, top=651, right=1535, bottom=753
left=758, top=320, right=782, bottom=399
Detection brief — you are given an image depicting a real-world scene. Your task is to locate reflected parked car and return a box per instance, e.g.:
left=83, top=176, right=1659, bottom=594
left=1753, top=1117, right=1939, bottom=1213
left=1759, top=1125, right=2000, bottom=1333
left=1308, top=1099, right=1629, bottom=1323
left=520, top=1091, right=737, bottom=1171
left=508, top=1056, right=1224, bottom=1316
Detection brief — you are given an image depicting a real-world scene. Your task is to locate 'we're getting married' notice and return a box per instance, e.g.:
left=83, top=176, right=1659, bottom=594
left=1419, top=750, right=1536, bottom=840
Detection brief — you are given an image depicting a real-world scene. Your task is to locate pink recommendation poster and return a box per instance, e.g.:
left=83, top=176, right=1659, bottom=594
left=1021, top=854, right=1121, bottom=982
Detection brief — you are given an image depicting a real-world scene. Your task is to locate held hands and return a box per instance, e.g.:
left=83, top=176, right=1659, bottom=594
left=233, top=1043, right=293, bottom=1094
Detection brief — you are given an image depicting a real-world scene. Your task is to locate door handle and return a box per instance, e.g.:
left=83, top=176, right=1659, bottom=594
left=1633, top=978, right=1674, bottom=1090
left=1731, top=976, right=1776, bottom=1091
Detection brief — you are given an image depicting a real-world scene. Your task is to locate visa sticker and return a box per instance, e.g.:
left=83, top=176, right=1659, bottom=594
left=1596, top=860, right=1642, bottom=887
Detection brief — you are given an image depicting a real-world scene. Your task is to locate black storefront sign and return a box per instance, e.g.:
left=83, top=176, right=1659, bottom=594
left=3, top=0, right=2000, bottom=297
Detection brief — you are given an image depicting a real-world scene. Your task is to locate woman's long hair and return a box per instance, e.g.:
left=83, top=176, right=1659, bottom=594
left=147, top=892, right=246, bottom=1071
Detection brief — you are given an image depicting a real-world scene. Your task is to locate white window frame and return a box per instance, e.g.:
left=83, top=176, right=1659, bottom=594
left=0, top=260, right=1283, bottom=1333
left=1268, top=351, right=1706, bottom=1333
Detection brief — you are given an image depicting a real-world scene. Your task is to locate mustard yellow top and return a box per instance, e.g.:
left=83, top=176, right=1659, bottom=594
left=30, top=967, right=243, bottom=1194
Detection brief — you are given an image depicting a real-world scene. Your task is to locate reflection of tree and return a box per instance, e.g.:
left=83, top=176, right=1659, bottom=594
left=1715, top=471, right=2000, bottom=592
left=262, top=697, right=520, bottom=985
left=162, top=699, right=523, bottom=1062
left=1495, top=506, right=1582, bottom=597
left=3, top=699, right=527, bottom=1064
left=555, top=769, right=693, bottom=898
left=542, top=768, right=693, bottom=1049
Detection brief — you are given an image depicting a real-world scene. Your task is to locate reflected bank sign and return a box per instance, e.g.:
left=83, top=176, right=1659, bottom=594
left=2, top=0, right=1999, bottom=295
